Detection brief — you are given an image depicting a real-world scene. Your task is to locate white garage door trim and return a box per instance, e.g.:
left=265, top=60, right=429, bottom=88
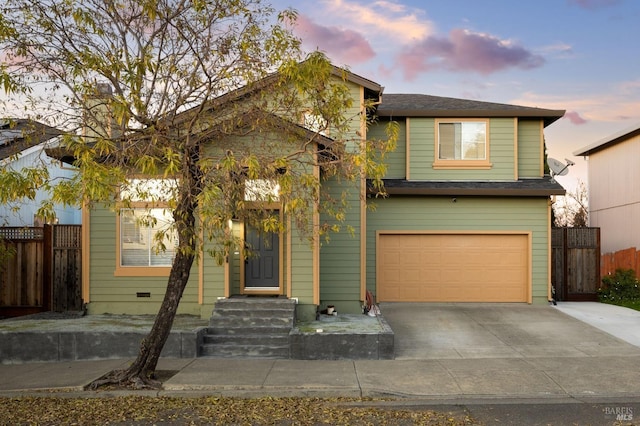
left=376, top=231, right=532, bottom=303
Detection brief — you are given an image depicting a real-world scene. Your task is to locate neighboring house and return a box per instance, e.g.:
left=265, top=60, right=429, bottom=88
left=0, top=119, right=81, bottom=226
left=574, top=123, right=640, bottom=256
left=62, top=68, right=565, bottom=321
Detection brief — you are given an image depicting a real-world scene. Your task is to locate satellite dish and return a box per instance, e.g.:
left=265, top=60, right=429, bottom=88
left=548, top=157, right=572, bottom=177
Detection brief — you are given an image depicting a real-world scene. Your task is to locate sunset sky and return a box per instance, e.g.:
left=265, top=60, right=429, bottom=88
left=277, top=0, right=640, bottom=192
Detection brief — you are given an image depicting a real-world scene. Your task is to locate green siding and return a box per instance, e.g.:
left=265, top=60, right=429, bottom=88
left=319, top=167, right=362, bottom=312
left=366, top=196, right=551, bottom=304
left=201, top=238, right=226, bottom=317
left=318, top=79, right=364, bottom=312
left=369, top=119, right=406, bottom=179
left=407, top=118, right=434, bottom=180
left=518, top=120, right=543, bottom=178
left=87, top=206, right=202, bottom=316
left=290, top=226, right=314, bottom=304
left=407, top=118, right=517, bottom=181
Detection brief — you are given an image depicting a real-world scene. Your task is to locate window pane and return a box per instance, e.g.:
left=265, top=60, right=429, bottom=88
left=439, top=122, right=486, bottom=160
left=120, top=208, right=176, bottom=267
left=303, top=112, right=328, bottom=135
left=120, top=179, right=176, bottom=202
left=438, top=123, right=457, bottom=159
left=460, top=122, right=486, bottom=160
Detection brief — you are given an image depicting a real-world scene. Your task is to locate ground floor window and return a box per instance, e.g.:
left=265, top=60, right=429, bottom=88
left=120, top=207, right=176, bottom=267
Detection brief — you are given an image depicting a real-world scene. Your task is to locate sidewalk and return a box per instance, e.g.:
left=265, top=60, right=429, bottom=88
left=2, top=302, right=640, bottom=401
left=3, top=353, right=640, bottom=401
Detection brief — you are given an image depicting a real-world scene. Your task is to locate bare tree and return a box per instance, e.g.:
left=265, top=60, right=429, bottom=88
left=554, top=179, right=588, bottom=227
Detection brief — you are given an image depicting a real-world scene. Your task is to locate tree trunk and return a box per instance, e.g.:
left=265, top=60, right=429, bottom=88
left=88, top=222, right=196, bottom=389
left=89, top=145, right=201, bottom=390
left=122, top=248, right=195, bottom=386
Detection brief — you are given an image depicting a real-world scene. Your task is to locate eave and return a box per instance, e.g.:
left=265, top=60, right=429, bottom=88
left=376, top=94, right=565, bottom=127
left=574, top=122, right=640, bottom=156
left=0, top=119, right=63, bottom=160
left=368, top=178, right=566, bottom=197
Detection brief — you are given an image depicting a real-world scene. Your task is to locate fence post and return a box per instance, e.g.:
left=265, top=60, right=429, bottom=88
left=43, top=224, right=53, bottom=311
left=562, top=227, right=569, bottom=301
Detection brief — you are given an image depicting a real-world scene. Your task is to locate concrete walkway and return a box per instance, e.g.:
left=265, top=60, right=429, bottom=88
left=554, top=301, right=640, bottom=347
left=2, top=302, right=640, bottom=403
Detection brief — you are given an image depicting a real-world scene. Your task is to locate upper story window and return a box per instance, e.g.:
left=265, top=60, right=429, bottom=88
left=302, top=112, right=329, bottom=136
left=434, top=119, right=491, bottom=169
left=244, top=179, right=280, bottom=202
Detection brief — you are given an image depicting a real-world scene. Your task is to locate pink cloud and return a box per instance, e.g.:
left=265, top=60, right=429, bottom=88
left=0, top=50, right=23, bottom=67
left=293, top=14, right=375, bottom=64
left=377, top=63, right=394, bottom=80
left=396, top=28, right=545, bottom=80
left=568, top=0, right=621, bottom=9
left=564, top=111, right=588, bottom=125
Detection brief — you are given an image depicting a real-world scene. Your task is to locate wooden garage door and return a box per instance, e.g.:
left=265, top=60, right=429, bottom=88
left=377, top=233, right=529, bottom=302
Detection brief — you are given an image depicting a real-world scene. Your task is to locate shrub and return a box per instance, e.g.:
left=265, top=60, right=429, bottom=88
left=598, top=268, right=640, bottom=303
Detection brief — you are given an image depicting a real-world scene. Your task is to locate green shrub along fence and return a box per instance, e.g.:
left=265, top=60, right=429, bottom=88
left=598, top=268, right=640, bottom=311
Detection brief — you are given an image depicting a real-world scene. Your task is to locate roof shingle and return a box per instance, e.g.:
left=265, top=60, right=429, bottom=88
left=377, top=94, right=565, bottom=127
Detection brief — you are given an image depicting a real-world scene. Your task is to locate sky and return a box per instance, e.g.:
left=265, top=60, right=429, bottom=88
left=275, top=0, right=640, bottom=193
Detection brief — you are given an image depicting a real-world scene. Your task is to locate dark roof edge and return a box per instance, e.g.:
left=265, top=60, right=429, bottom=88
left=376, top=187, right=565, bottom=197
left=574, top=122, right=640, bottom=156
left=332, top=67, right=382, bottom=93
left=377, top=108, right=565, bottom=127
left=367, top=179, right=566, bottom=197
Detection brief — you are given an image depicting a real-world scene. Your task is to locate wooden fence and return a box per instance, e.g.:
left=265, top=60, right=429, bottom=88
left=551, top=227, right=600, bottom=301
left=0, top=225, right=82, bottom=317
left=601, top=247, right=640, bottom=277
left=50, top=225, right=83, bottom=312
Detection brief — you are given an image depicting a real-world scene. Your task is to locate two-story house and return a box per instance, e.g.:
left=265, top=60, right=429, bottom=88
left=72, top=67, right=565, bottom=321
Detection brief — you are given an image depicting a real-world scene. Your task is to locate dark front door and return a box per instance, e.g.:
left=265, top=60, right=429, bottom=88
left=244, top=219, right=280, bottom=290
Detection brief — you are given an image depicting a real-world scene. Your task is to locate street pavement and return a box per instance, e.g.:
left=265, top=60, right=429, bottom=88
left=2, top=302, right=640, bottom=425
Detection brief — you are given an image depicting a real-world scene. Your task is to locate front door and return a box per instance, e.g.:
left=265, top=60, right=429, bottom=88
left=243, top=218, right=280, bottom=291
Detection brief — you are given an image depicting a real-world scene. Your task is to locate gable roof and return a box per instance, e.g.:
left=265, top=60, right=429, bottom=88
left=172, top=62, right=383, bottom=127
left=377, top=94, right=565, bottom=127
left=333, top=67, right=382, bottom=94
left=47, top=108, right=337, bottom=167
left=574, top=122, right=640, bottom=156
left=0, top=119, right=63, bottom=160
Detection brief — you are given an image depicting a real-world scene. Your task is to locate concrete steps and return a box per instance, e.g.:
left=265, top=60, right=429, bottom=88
left=199, top=297, right=295, bottom=359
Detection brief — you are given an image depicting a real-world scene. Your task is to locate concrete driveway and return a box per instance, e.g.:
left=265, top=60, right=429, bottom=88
left=379, top=302, right=640, bottom=360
